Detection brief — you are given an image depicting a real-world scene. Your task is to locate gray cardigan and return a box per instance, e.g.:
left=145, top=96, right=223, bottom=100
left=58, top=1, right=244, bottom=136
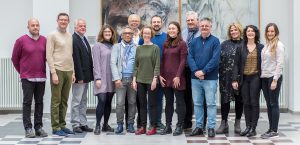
left=110, top=42, right=138, bottom=81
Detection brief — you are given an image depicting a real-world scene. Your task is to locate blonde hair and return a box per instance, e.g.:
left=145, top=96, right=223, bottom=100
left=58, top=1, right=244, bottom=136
left=265, top=23, right=279, bottom=58
left=227, top=23, right=243, bottom=40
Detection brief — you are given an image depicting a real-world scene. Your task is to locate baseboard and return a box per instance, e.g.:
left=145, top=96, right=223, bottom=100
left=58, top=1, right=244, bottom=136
left=288, top=109, right=300, bottom=115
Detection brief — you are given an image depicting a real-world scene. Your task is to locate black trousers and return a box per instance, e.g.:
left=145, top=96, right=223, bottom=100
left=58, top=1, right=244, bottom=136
left=241, top=74, right=261, bottom=128
left=137, top=83, right=158, bottom=127
left=95, top=92, right=114, bottom=126
left=21, top=79, right=45, bottom=130
left=221, top=94, right=243, bottom=121
left=261, top=76, right=282, bottom=132
left=164, top=87, right=186, bottom=127
left=184, top=67, right=207, bottom=127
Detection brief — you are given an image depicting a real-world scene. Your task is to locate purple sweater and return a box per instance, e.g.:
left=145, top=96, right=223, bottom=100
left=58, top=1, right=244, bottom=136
left=11, top=34, right=47, bottom=79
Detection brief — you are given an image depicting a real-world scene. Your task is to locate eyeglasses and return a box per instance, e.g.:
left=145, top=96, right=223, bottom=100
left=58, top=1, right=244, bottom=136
left=103, top=30, right=112, bottom=33
left=200, top=25, right=210, bottom=28
left=122, top=32, right=133, bottom=35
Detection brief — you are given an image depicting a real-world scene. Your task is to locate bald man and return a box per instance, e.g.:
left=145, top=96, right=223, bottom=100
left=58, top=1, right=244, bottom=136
left=12, top=18, right=48, bottom=138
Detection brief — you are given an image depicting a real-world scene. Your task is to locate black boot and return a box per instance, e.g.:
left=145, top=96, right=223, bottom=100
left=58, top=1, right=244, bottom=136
left=94, top=125, right=101, bottom=135
left=240, top=126, right=251, bottom=136
left=246, top=127, right=257, bottom=137
left=102, top=124, right=114, bottom=132
left=173, top=126, right=183, bottom=136
left=160, top=125, right=172, bottom=135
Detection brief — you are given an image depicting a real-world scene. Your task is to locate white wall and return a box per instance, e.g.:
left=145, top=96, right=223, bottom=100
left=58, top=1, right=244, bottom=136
left=291, top=0, right=300, bottom=112
left=0, top=0, right=33, bottom=58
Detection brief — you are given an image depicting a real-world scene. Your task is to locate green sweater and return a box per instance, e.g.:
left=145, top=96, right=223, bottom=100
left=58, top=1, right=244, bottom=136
left=134, top=44, right=160, bottom=84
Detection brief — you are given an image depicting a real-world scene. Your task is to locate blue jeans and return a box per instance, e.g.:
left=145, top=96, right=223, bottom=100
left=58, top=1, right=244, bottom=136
left=191, top=79, right=217, bottom=129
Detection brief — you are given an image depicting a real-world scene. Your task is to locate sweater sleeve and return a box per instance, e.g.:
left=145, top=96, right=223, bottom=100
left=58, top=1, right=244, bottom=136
left=92, top=44, right=102, bottom=80
left=274, top=42, right=285, bottom=80
left=110, top=44, right=121, bottom=81
left=153, top=45, right=160, bottom=76
left=202, top=38, right=221, bottom=74
left=11, top=38, right=22, bottom=73
left=187, top=40, right=198, bottom=72
left=176, top=41, right=188, bottom=77
left=46, top=33, right=56, bottom=73
left=133, top=46, right=139, bottom=77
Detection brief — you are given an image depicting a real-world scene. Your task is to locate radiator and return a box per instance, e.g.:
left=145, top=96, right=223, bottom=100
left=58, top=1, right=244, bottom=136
left=0, top=58, right=286, bottom=110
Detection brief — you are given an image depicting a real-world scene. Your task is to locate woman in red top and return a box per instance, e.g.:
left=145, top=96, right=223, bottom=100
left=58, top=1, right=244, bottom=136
left=160, top=21, right=188, bottom=136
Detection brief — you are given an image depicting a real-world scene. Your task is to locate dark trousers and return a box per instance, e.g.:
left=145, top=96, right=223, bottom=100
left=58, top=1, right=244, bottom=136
left=21, top=79, right=45, bottom=130
left=241, top=74, right=261, bottom=128
left=164, top=87, right=186, bottom=127
left=184, top=67, right=207, bottom=127
left=221, top=94, right=243, bottom=121
left=262, top=76, right=282, bottom=132
left=95, top=92, right=114, bottom=126
left=137, top=83, right=158, bottom=127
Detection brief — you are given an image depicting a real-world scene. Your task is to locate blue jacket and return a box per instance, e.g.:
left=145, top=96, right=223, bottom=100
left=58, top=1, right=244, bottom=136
left=187, top=35, right=221, bottom=80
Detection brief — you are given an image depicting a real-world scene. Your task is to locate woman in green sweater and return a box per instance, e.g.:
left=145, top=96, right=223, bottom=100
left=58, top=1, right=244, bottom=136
left=133, top=26, right=160, bottom=135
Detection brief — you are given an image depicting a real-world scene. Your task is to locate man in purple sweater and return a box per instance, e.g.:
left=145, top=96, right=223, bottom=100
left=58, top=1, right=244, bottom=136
left=12, top=18, right=48, bottom=138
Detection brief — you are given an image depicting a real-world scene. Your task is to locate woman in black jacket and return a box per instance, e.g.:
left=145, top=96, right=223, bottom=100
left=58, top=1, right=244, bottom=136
left=232, top=25, right=264, bottom=137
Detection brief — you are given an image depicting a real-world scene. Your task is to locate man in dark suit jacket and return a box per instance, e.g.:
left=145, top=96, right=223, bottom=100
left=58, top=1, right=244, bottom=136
left=70, top=18, right=94, bottom=133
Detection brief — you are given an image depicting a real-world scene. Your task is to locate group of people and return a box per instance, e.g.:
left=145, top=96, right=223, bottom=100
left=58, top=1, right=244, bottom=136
left=11, top=10, right=284, bottom=139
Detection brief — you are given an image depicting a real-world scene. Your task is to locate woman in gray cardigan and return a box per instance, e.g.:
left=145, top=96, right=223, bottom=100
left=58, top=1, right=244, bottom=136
left=92, top=25, right=117, bottom=135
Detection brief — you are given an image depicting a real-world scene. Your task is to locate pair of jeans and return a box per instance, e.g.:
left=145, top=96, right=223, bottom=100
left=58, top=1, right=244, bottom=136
left=191, top=79, right=217, bottom=129
left=95, top=92, right=114, bottom=126
left=50, top=70, right=73, bottom=131
left=241, top=74, right=261, bottom=128
left=261, top=76, right=282, bottom=132
left=137, top=82, right=158, bottom=127
left=70, top=83, right=89, bottom=127
left=163, top=87, right=186, bottom=126
left=116, top=77, right=136, bottom=124
left=21, top=79, right=45, bottom=130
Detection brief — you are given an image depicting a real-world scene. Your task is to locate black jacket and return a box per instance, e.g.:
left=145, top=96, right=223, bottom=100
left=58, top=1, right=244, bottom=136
left=232, top=42, right=264, bottom=85
left=72, top=33, right=94, bottom=83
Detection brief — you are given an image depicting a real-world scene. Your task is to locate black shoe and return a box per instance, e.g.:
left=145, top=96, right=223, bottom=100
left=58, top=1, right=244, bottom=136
left=160, top=125, right=172, bottom=135
left=73, top=126, right=83, bottom=133
left=208, top=128, right=215, bottom=137
left=102, top=124, right=114, bottom=132
left=246, top=128, right=256, bottom=137
left=94, top=125, right=101, bottom=135
left=35, top=128, right=48, bottom=137
left=183, top=122, right=192, bottom=130
left=189, top=127, right=204, bottom=136
left=240, top=126, right=251, bottom=136
left=81, top=125, right=93, bottom=132
left=173, top=126, right=183, bottom=136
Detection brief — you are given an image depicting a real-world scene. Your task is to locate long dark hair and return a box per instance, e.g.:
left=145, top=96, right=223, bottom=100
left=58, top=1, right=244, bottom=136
left=243, top=25, right=260, bottom=45
left=164, top=21, right=182, bottom=48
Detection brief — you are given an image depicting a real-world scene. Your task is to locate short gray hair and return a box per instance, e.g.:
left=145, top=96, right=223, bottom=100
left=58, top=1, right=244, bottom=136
left=74, top=18, right=86, bottom=28
left=186, top=11, right=198, bottom=20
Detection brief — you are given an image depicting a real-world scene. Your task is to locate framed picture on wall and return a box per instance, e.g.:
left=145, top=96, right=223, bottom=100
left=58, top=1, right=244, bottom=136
left=102, top=0, right=180, bottom=35
left=181, top=0, right=260, bottom=42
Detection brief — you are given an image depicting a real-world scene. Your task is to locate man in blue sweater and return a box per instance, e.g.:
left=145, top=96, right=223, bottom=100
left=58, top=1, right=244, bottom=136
left=188, top=17, right=221, bottom=137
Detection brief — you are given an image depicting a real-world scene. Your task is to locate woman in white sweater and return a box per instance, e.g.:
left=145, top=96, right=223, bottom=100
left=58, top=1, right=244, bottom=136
left=260, top=23, right=284, bottom=139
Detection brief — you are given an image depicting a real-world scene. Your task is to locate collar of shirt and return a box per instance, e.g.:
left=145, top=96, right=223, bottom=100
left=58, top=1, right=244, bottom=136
left=75, top=31, right=85, bottom=39
left=57, top=27, right=67, bottom=33
left=27, top=32, right=40, bottom=40
left=155, top=31, right=163, bottom=36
